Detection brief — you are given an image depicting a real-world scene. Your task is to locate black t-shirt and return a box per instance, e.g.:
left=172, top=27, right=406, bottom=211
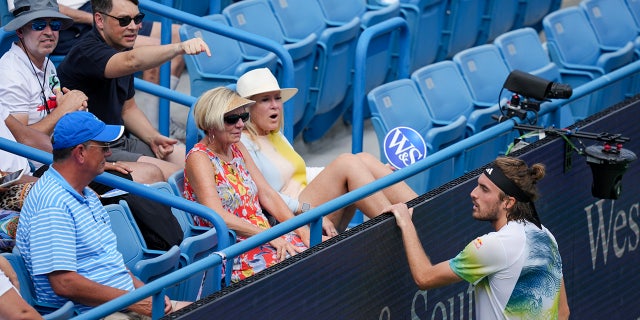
left=57, top=28, right=135, bottom=126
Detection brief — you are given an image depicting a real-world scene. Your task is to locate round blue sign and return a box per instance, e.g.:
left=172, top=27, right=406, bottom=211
left=383, top=126, right=427, bottom=169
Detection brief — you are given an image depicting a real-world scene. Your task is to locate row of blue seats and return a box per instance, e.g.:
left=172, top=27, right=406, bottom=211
left=178, top=0, right=562, bottom=144
left=367, top=0, right=640, bottom=194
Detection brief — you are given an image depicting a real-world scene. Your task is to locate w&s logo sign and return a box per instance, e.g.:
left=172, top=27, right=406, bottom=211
left=383, top=127, right=427, bottom=169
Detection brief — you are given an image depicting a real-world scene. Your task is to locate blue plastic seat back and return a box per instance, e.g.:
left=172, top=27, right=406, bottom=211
left=367, top=79, right=434, bottom=142
left=104, top=203, right=147, bottom=270
left=453, top=44, right=510, bottom=107
left=411, top=61, right=474, bottom=125
left=399, top=0, right=447, bottom=71
left=513, top=0, right=552, bottom=28
left=1, top=252, right=77, bottom=319
left=437, top=0, right=486, bottom=60
left=223, top=0, right=287, bottom=58
left=626, top=0, right=640, bottom=27
left=494, top=27, right=561, bottom=81
left=542, top=7, right=604, bottom=68
left=476, top=0, right=519, bottom=45
left=267, top=0, right=327, bottom=40
left=316, top=0, right=367, bottom=25
left=581, top=0, right=640, bottom=50
left=0, top=0, right=13, bottom=27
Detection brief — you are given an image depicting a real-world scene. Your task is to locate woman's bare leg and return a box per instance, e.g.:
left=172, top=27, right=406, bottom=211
left=356, top=152, right=418, bottom=203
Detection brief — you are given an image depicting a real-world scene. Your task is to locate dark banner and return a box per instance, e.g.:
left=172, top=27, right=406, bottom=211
left=169, top=99, right=639, bottom=319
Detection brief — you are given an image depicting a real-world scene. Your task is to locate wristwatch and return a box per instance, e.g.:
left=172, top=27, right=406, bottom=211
left=300, top=202, right=311, bottom=213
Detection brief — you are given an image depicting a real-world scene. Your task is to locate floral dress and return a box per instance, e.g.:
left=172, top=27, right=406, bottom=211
left=184, top=143, right=306, bottom=282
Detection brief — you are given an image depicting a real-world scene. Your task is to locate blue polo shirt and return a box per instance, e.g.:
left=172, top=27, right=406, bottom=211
left=16, top=167, right=134, bottom=313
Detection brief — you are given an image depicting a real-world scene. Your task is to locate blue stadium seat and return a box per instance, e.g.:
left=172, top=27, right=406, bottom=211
left=104, top=203, right=181, bottom=284
left=513, top=0, right=553, bottom=29
left=626, top=0, right=640, bottom=28
left=263, top=0, right=361, bottom=142
left=452, top=44, right=516, bottom=170
left=437, top=0, right=486, bottom=60
left=178, top=14, right=278, bottom=98
left=1, top=252, right=77, bottom=320
left=367, top=79, right=467, bottom=193
left=543, top=7, right=635, bottom=115
left=317, top=0, right=401, bottom=123
left=475, top=0, right=519, bottom=45
left=223, top=0, right=318, bottom=138
left=398, top=0, right=447, bottom=72
left=581, top=0, right=640, bottom=55
left=411, top=60, right=498, bottom=137
left=493, top=27, right=585, bottom=127
left=149, top=179, right=234, bottom=300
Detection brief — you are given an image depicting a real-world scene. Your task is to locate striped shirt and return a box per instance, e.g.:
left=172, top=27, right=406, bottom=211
left=16, top=167, right=134, bottom=313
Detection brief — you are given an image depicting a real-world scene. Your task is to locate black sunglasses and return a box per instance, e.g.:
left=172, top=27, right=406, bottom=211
left=223, top=112, right=250, bottom=125
left=100, top=11, right=145, bottom=27
left=31, top=19, right=63, bottom=31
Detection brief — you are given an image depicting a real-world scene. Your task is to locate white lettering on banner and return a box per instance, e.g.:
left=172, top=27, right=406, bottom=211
left=410, top=284, right=474, bottom=319
left=585, top=199, right=640, bottom=270
left=387, top=128, right=424, bottom=167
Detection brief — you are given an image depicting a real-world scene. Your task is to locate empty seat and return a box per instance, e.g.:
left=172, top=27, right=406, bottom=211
left=475, top=0, right=519, bottom=45
left=412, top=60, right=499, bottom=137
left=581, top=0, right=640, bottom=55
left=494, top=27, right=584, bottom=127
left=543, top=7, right=635, bottom=115
left=398, top=0, right=447, bottom=72
left=179, top=14, right=279, bottom=98
left=513, top=0, right=553, bottom=29
left=367, top=79, right=467, bottom=193
left=104, top=203, right=181, bottom=284
left=437, top=0, right=486, bottom=60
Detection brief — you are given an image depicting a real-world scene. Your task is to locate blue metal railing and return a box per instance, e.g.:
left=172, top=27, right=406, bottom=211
left=137, top=0, right=296, bottom=141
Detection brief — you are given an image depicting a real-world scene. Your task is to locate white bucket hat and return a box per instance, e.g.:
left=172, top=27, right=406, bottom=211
left=236, top=68, right=298, bottom=103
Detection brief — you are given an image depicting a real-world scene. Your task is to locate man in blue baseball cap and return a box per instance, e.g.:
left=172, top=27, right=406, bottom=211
left=16, top=111, right=190, bottom=316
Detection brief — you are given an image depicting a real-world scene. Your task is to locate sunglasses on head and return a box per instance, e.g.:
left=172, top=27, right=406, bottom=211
left=100, top=11, right=145, bottom=27
left=223, top=112, right=250, bottom=125
left=30, top=19, right=62, bottom=31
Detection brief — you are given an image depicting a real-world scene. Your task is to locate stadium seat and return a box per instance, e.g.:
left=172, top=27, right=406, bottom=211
left=262, top=0, right=361, bottom=142
left=148, top=179, right=234, bottom=299
left=452, top=44, right=516, bottom=170
left=367, top=79, right=467, bottom=193
left=581, top=0, right=640, bottom=55
left=0, top=0, right=12, bottom=27
left=626, top=0, right=640, bottom=28
left=223, top=0, right=318, bottom=138
left=543, top=7, right=635, bottom=115
left=493, top=27, right=587, bottom=127
left=512, top=0, right=553, bottom=29
left=398, top=0, right=447, bottom=72
left=411, top=60, right=498, bottom=137
left=475, top=0, right=519, bottom=45
left=317, top=0, right=401, bottom=123
left=1, top=252, right=77, bottom=320
left=437, top=0, right=486, bottom=60
left=104, top=203, right=181, bottom=284
left=179, top=14, right=278, bottom=98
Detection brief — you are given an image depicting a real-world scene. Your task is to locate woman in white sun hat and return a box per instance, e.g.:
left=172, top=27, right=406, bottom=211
left=238, top=68, right=418, bottom=233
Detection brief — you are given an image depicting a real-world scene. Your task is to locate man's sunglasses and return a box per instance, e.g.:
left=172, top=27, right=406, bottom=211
left=31, top=19, right=63, bottom=31
left=223, top=112, right=250, bottom=125
left=100, top=12, right=145, bottom=27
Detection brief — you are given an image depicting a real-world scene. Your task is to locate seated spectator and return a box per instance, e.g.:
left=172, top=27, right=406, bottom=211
left=57, top=0, right=211, bottom=181
left=55, top=0, right=185, bottom=88
left=183, top=87, right=308, bottom=283
left=0, top=255, right=43, bottom=319
left=54, top=0, right=187, bottom=132
left=16, top=111, right=190, bottom=316
left=237, top=68, right=418, bottom=232
left=0, top=0, right=88, bottom=135
left=1, top=0, right=164, bottom=184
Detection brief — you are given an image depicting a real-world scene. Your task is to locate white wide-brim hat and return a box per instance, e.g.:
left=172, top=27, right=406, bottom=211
left=236, top=68, right=298, bottom=103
